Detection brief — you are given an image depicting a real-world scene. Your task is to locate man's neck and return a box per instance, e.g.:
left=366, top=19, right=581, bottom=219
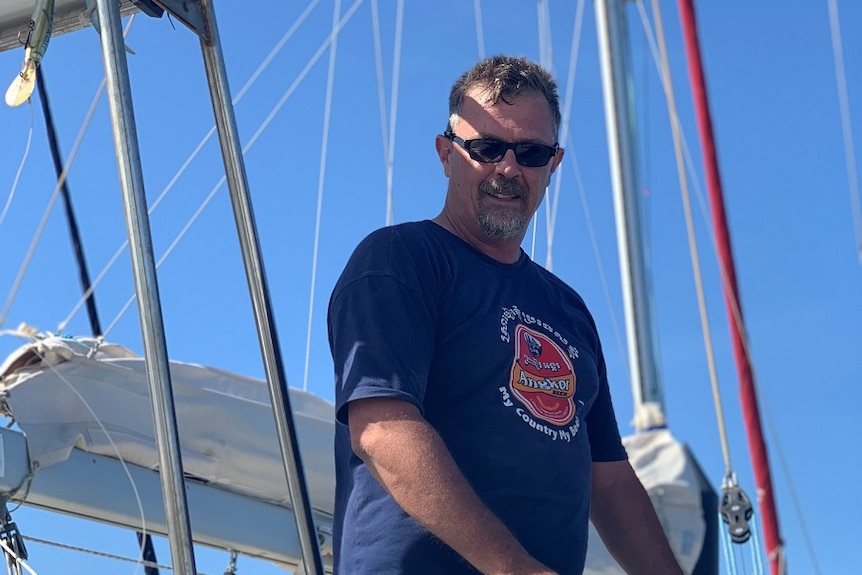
left=431, top=213, right=523, bottom=264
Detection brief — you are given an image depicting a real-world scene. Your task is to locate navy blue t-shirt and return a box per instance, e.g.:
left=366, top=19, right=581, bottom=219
left=327, top=221, right=627, bottom=575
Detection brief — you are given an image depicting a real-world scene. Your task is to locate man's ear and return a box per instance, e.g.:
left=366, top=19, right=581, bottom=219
left=549, top=147, right=565, bottom=175
left=435, top=134, right=452, bottom=178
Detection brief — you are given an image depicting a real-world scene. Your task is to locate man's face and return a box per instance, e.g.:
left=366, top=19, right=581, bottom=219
left=436, top=86, right=563, bottom=249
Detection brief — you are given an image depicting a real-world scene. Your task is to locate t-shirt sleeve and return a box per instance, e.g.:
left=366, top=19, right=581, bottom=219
left=328, top=230, right=437, bottom=425
left=585, top=348, right=628, bottom=462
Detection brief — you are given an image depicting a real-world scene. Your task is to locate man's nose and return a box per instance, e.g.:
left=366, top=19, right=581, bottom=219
left=495, top=149, right=522, bottom=177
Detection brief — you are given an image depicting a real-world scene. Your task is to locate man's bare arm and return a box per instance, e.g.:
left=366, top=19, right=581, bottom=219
left=590, top=460, right=685, bottom=575
left=348, top=397, right=557, bottom=575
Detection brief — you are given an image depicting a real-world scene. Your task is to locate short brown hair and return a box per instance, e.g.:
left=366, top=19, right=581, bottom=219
left=447, top=55, right=561, bottom=136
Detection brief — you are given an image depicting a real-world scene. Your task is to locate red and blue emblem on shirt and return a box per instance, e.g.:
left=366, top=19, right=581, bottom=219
left=509, top=324, right=577, bottom=426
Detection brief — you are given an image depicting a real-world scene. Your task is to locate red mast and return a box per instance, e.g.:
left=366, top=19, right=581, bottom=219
left=675, top=1, right=785, bottom=573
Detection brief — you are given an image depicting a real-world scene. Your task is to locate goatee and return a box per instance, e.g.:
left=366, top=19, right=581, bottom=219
left=477, top=177, right=529, bottom=239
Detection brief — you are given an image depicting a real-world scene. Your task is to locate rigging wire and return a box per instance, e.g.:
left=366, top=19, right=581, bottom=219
left=57, top=0, right=332, bottom=333
left=545, top=0, right=586, bottom=271
left=473, top=0, right=485, bottom=61
left=674, top=0, right=785, bottom=567
left=15, top=339, right=151, bottom=573
left=639, top=3, right=816, bottom=573
left=22, top=536, right=174, bottom=572
left=0, top=13, right=140, bottom=329
left=756, top=389, right=823, bottom=575
left=0, top=75, right=107, bottom=329
left=536, top=0, right=552, bottom=73
left=302, top=0, right=342, bottom=392
left=530, top=0, right=552, bottom=264
left=370, top=0, right=390, bottom=219
left=565, top=134, right=631, bottom=391
left=35, top=63, right=162, bottom=575
left=0, top=14, right=131, bottom=331
left=100, top=0, right=365, bottom=339
left=35, top=69, right=103, bottom=338
left=371, top=0, right=404, bottom=227
left=534, top=0, right=552, bottom=264
left=384, top=0, right=404, bottom=226
left=826, top=0, right=862, bottom=264
left=0, top=538, right=37, bottom=575
left=0, top=105, right=34, bottom=229
left=638, top=0, right=733, bottom=476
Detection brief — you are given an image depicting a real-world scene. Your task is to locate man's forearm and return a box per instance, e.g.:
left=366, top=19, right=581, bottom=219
left=350, top=399, right=556, bottom=575
left=590, top=461, right=684, bottom=575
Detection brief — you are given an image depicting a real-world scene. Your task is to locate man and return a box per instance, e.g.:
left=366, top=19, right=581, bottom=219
left=327, top=55, right=683, bottom=575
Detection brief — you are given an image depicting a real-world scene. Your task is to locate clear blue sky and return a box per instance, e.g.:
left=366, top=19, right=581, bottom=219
left=0, top=1, right=859, bottom=574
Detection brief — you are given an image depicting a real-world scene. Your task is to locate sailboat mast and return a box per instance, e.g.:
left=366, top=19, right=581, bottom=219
left=676, top=1, right=784, bottom=573
left=594, top=0, right=666, bottom=430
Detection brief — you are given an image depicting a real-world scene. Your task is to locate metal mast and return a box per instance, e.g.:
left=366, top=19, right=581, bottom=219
left=594, top=0, right=666, bottom=429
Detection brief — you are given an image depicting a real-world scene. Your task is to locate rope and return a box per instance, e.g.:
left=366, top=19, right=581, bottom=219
left=303, top=0, right=342, bottom=392
left=545, top=0, right=586, bottom=271
left=99, top=0, right=365, bottom=339
left=0, top=104, right=34, bottom=228
left=826, top=0, right=862, bottom=264
left=58, top=0, right=323, bottom=334
left=746, top=512, right=766, bottom=575
left=473, top=0, right=485, bottom=60
left=719, top=517, right=739, bottom=575
left=640, top=0, right=734, bottom=475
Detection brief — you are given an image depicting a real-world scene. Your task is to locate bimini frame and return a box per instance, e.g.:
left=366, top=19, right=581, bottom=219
left=0, top=1, right=324, bottom=573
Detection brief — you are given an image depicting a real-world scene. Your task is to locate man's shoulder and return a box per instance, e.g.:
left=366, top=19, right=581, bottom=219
left=350, top=220, right=451, bottom=267
left=358, top=220, right=438, bottom=249
left=334, top=221, right=444, bottom=294
left=530, top=261, right=586, bottom=304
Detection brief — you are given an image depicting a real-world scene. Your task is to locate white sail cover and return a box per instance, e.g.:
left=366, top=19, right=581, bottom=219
left=585, top=429, right=707, bottom=574
left=0, top=335, right=335, bottom=515
left=0, top=336, right=705, bottom=573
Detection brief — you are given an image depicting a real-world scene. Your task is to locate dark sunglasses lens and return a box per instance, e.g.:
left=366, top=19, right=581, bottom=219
left=516, top=144, right=553, bottom=167
left=468, top=140, right=506, bottom=163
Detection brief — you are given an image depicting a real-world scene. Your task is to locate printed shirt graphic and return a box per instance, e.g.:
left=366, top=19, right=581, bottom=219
left=510, top=324, right=576, bottom=426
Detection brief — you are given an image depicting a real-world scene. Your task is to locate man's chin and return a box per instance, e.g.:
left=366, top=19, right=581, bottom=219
left=478, top=210, right=527, bottom=239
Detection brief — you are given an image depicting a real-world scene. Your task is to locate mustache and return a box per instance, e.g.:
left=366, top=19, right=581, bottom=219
left=481, top=177, right=528, bottom=197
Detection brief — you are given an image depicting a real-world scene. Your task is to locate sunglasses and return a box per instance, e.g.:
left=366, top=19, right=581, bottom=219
left=444, top=130, right=558, bottom=168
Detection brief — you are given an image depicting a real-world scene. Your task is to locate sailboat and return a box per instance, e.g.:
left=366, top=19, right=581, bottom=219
left=1, top=1, right=858, bottom=574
